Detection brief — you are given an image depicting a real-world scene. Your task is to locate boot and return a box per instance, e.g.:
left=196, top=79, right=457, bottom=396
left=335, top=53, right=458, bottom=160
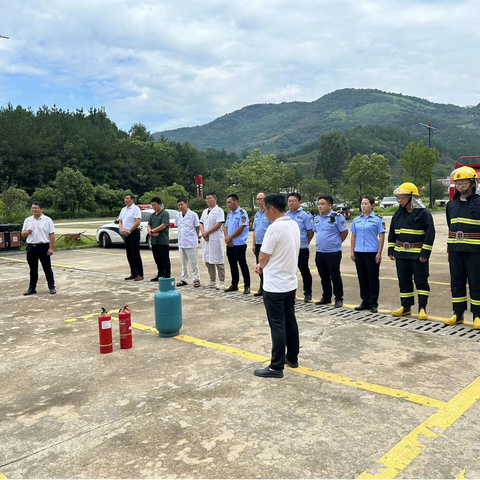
left=473, top=317, right=480, bottom=330
left=392, top=306, right=411, bottom=317
left=418, top=307, right=428, bottom=320
left=444, top=313, right=464, bottom=326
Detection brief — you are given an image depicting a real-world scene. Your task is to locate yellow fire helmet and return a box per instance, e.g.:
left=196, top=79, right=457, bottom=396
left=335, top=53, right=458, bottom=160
left=451, top=166, right=478, bottom=181
left=393, top=182, right=419, bottom=196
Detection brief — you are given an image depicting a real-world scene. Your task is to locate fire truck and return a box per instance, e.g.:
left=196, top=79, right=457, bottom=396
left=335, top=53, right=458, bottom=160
left=449, top=156, right=480, bottom=199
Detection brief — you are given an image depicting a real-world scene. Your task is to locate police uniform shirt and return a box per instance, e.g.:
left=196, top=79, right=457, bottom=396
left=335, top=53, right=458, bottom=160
left=175, top=209, right=200, bottom=249
left=351, top=213, right=386, bottom=253
left=225, top=207, right=249, bottom=246
left=313, top=212, right=348, bottom=253
left=252, top=209, right=272, bottom=244
left=119, top=204, right=142, bottom=231
left=22, top=214, right=55, bottom=244
left=286, top=207, right=313, bottom=249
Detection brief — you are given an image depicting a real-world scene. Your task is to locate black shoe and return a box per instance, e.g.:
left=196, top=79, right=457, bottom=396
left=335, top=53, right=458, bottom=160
left=334, top=299, right=343, bottom=308
left=254, top=366, right=283, bottom=378
left=125, top=275, right=135, bottom=280
left=150, top=277, right=160, bottom=282
left=354, top=303, right=369, bottom=311
left=224, top=285, right=239, bottom=292
left=304, top=294, right=312, bottom=303
left=243, top=287, right=251, bottom=294
left=315, top=297, right=331, bottom=305
left=253, top=289, right=263, bottom=297
left=370, top=307, right=378, bottom=313
left=285, top=358, right=299, bottom=368
left=49, top=288, right=57, bottom=295
left=23, top=288, right=37, bottom=296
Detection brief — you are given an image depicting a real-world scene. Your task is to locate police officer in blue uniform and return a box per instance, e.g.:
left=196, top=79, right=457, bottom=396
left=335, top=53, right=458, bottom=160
left=313, top=195, right=349, bottom=308
left=252, top=192, right=272, bottom=296
left=224, top=194, right=251, bottom=294
left=286, top=193, right=314, bottom=302
left=350, top=195, right=386, bottom=313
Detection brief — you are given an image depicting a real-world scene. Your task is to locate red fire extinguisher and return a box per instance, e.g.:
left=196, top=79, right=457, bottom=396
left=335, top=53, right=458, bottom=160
left=119, top=305, right=132, bottom=349
left=98, top=308, right=113, bottom=354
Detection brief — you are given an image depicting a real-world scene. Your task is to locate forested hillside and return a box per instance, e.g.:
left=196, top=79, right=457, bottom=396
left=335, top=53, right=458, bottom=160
left=156, top=88, right=480, bottom=154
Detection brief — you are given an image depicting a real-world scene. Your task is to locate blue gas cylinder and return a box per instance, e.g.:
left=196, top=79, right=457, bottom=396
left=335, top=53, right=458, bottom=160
left=155, top=278, right=182, bottom=337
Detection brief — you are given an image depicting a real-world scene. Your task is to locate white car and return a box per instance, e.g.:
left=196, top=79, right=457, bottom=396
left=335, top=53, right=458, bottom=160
left=96, top=208, right=179, bottom=248
left=380, top=197, right=399, bottom=209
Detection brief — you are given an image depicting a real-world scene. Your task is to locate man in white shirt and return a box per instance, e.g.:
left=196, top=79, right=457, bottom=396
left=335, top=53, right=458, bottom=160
left=21, top=201, right=56, bottom=295
left=175, top=197, right=201, bottom=287
left=253, top=193, right=301, bottom=378
left=199, top=192, right=225, bottom=289
left=118, top=194, right=144, bottom=281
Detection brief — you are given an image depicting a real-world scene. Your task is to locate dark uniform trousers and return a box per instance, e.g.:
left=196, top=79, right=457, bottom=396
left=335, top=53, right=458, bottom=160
left=315, top=251, right=343, bottom=301
left=449, top=251, right=480, bottom=318
left=263, top=289, right=299, bottom=371
left=226, top=244, right=250, bottom=288
left=298, top=248, right=313, bottom=296
left=395, top=258, right=429, bottom=308
left=152, top=244, right=171, bottom=278
left=124, top=229, right=144, bottom=277
left=254, top=244, right=264, bottom=291
left=27, top=243, right=55, bottom=289
left=354, top=252, right=380, bottom=308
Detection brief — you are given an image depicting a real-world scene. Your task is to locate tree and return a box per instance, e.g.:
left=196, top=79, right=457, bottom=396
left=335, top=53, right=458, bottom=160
left=315, top=131, right=350, bottom=187
left=0, top=185, right=30, bottom=223
left=426, top=179, right=448, bottom=204
left=343, top=153, right=392, bottom=204
left=54, top=167, right=95, bottom=213
left=298, top=176, right=331, bottom=204
left=226, top=149, right=296, bottom=207
left=32, top=187, right=55, bottom=208
left=129, top=123, right=154, bottom=142
left=400, top=141, right=440, bottom=186
left=163, top=183, right=188, bottom=199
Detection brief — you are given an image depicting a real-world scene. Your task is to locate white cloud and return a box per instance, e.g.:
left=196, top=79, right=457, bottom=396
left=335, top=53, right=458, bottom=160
left=1, top=0, right=480, bottom=132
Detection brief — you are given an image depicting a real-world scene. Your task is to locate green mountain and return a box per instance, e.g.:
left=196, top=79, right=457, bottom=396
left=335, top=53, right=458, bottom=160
left=155, top=88, right=480, bottom=154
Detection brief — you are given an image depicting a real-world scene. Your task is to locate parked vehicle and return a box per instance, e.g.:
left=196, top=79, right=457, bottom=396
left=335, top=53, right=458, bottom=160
left=96, top=208, right=179, bottom=249
left=449, top=156, right=480, bottom=199
left=380, top=197, right=399, bottom=209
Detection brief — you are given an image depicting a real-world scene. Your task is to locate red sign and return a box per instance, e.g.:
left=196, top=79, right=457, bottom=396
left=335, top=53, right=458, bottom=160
left=194, top=175, right=204, bottom=198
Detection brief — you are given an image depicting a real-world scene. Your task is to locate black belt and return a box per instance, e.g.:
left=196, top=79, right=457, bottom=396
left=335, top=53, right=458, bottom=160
left=29, top=243, right=48, bottom=246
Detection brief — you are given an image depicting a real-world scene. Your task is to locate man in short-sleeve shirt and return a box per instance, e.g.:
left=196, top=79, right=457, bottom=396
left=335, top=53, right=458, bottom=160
left=175, top=197, right=201, bottom=287
left=224, top=194, right=250, bottom=294
left=118, top=194, right=144, bottom=281
left=313, top=195, right=348, bottom=308
left=252, top=192, right=272, bottom=296
left=147, top=197, right=170, bottom=281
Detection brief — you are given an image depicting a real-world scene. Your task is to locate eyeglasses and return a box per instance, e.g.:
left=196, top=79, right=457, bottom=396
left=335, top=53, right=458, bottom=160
left=455, top=181, right=471, bottom=186
left=256, top=197, right=265, bottom=200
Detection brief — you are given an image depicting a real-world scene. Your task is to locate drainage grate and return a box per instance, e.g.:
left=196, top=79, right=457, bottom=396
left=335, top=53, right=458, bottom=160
left=198, top=288, right=480, bottom=343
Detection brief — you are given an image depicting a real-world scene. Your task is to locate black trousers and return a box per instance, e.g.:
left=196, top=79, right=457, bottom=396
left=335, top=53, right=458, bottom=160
left=263, top=290, right=299, bottom=370
left=254, top=244, right=264, bottom=291
left=124, top=229, right=143, bottom=277
left=449, top=251, right=480, bottom=318
left=152, top=243, right=171, bottom=278
left=315, top=251, right=343, bottom=301
left=354, top=252, right=380, bottom=307
left=298, top=248, right=313, bottom=296
left=27, top=243, right=55, bottom=289
left=226, top=244, right=250, bottom=288
left=395, top=257, right=429, bottom=308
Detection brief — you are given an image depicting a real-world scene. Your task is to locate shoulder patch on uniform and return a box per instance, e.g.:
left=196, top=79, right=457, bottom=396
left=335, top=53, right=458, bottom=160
left=241, top=216, right=247, bottom=223
left=341, top=220, right=347, bottom=227
left=310, top=217, right=314, bottom=223
left=382, top=222, right=386, bottom=229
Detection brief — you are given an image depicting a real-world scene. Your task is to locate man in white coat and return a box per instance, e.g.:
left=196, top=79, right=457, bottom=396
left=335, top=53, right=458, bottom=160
left=199, top=192, right=226, bottom=289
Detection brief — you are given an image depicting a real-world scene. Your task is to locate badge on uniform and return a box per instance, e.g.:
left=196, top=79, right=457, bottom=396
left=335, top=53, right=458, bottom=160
left=310, top=217, right=313, bottom=223
left=241, top=216, right=247, bottom=222
left=382, top=222, right=386, bottom=229
left=341, top=220, right=347, bottom=227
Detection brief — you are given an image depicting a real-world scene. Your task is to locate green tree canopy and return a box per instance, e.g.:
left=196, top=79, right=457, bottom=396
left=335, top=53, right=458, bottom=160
left=54, top=167, right=95, bottom=213
left=315, top=131, right=350, bottom=187
left=0, top=185, right=30, bottom=223
left=400, top=141, right=440, bottom=187
left=342, top=153, right=392, bottom=203
left=298, top=176, right=331, bottom=204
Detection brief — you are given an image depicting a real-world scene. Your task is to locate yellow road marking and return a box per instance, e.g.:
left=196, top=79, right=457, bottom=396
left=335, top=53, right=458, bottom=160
left=0, top=257, right=85, bottom=269
left=0, top=472, right=7, bottom=479
left=357, top=376, right=480, bottom=479
left=456, top=469, right=467, bottom=479
left=80, top=250, right=152, bottom=260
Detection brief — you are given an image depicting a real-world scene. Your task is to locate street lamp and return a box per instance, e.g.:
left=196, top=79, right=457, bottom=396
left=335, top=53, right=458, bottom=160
left=420, top=120, right=439, bottom=208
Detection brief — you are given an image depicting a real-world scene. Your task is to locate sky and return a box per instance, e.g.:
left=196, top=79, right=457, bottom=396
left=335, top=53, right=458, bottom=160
left=1, top=0, right=480, bottom=134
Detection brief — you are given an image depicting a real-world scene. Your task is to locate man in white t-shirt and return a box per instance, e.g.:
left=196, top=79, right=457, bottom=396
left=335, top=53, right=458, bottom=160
left=21, top=201, right=56, bottom=295
left=199, top=192, right=225, bottom=289
left=175, top=197, right=201, bottom=287
left=118, top=194, right=144, bottom=281
left=253, top=193, right=301, bottom=378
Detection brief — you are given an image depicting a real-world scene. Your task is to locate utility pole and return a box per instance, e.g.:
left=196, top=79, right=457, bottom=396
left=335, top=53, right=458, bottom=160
left=420, top=120, right=439, bottom=208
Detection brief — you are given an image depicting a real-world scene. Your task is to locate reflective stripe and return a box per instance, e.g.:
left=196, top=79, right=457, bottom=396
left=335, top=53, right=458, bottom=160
left=394, top=228, right=425, bottom=235
left=471, top=299, right=480, bottom=306
left=388, top=242, right=396, bottom=247
left=400, top=292, right=415, bottom=298
left=417, top=290, right=430, bottom=296
left=394, top=247, right=422, bottom=253
left=447, top=239, right=480, bottom=245
left=453, top=296, right=468, bottom=303
left=451, top=218, right=480, bottom=226
left=422, top=244, right=433, bottom=251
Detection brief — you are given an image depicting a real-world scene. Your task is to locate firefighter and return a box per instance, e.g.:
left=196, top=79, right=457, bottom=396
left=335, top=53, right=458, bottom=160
left=388, top=182, right=435, bottom=320
left=444, top=166, right=480, bottom=328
